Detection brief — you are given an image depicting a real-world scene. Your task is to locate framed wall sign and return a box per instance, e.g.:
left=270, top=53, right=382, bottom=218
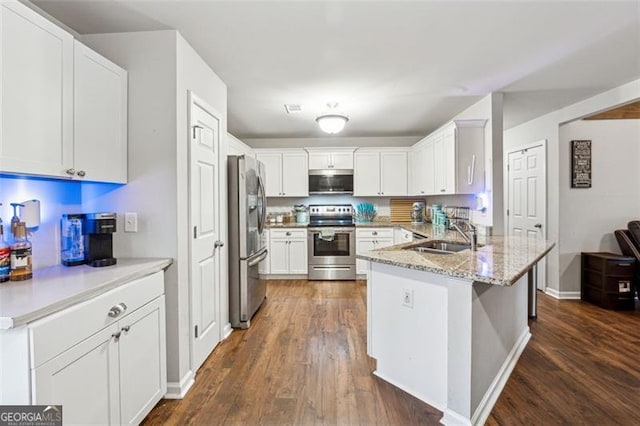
left=571, top=140, right=592, bottom=188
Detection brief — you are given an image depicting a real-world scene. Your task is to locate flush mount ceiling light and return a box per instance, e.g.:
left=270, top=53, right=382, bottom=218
left=316, top=103, right=349, bottom=134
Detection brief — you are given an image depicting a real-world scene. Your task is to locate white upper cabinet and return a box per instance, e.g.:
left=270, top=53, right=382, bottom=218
left=411, top=120, right=486, bottom=195
left=354, top=149, right=408, bottom=196
left=433, top=120, right=486, bottom=195
left=256, top=149, right=308, bottom=197
left=74, top=41, right=128, bottom=183
left=409, top=137, right=435, bottom=196
left=306, top=148, right=355, bottom=170
left=0, top=1, right=74, bottom=177
left=0, top=2, right=128, bottom=183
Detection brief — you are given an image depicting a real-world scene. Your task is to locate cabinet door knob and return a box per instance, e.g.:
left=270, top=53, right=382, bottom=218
left=441, top=189, right=445, bottom=192
left=534, top=223, right=542, bottom=229
left=65, top=168, right=76, bottom=176
left=214, top=240, right=224, bottom=248
left=112, top=331, right=121, bottom=342
left=76, top=170, right=86, bottom=177
left=108, top=303, right=127, bottom=318
left=121, top=325, right=130, bottom=333
left=286, top=231, right=291, bottom=236
left=372, top=231, right=378, bottom=236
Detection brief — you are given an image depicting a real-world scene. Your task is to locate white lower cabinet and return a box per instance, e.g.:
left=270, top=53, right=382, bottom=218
left=268, top=229, right=307, bottom=275
left=4, top=271, right=166, bottom=425
left=356, top=228, right=395, bottom=276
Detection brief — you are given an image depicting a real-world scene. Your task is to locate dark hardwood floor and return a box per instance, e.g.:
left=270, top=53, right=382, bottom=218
left=143, top=280, right=640, bottom=425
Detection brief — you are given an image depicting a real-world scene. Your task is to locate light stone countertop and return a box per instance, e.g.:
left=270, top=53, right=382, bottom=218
left=357, top=223, right=555, bottom=286
left=265, top=222, right=309, bottom=228
left=0, top=258, right=173, bottom=329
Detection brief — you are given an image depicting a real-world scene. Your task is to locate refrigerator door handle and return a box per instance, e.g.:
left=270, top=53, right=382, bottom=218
left=248, top=249, right=268, bottom=267
left=257, top=174, right=267, bottom=234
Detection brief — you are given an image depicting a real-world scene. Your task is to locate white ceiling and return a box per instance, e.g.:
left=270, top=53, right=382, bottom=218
left=31, top=0, right=640, bottom=140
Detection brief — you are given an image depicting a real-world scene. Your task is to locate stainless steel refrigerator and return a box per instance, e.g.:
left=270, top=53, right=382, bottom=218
left=228, top=155, right=268, bottom=329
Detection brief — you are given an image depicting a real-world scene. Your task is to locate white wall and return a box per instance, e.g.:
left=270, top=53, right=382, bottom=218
left=504, top=78, right=640, bottom=295
left=227, top=133, right=254, bottom=157
left=81, top=30, right=228, bottom=393
left=558, top=119, right=640, bottom=293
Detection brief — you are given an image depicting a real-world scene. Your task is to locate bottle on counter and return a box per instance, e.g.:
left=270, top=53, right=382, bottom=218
left=10, top=222, right=32, bottom=281
left=0, top=215, right=9, bottom=283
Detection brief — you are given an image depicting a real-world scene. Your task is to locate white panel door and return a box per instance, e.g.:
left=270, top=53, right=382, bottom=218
left=288, top=239, right=308, bottom=274
left=74, top=41, right=128, bottom=183
left=281, top=152, right=308, bottom=196
left=380, top=151, right=408, bottom=196
left=508, top=143, right=546, bottom=289
left=118, top=297, right=166, bottom=425
left=256, top=153, right=282, bottom=196
left=354, top=152, right=381, bottom=196
left=189, top=93, right=222, bottom=372
left=0, top=2, right=73, bottom=177
left=33, top=324, right=120, bottom=425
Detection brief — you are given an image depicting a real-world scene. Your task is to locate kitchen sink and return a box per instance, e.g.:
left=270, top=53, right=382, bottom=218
left=404, top=240, right=475, bottom=254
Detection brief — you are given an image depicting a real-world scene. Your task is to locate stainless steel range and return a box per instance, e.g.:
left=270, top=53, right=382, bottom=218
left=307, top=204, right=356, bottom=280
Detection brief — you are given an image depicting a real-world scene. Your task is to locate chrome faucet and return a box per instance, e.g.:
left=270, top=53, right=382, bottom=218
left=452, top=222, right=478, bottom=251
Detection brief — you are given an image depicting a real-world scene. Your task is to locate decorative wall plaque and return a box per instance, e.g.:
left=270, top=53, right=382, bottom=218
left=571, top=140, right=591, bottom=188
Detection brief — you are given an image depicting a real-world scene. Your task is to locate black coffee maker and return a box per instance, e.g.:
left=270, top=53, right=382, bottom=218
left=83, top=213, right=117, bottom=267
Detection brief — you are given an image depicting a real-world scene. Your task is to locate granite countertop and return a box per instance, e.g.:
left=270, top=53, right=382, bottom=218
left=266, top=222, right=309, bottom=228
left=357, top=223, right=555, bottom=286
left=0, top=258, right=173, bottom=329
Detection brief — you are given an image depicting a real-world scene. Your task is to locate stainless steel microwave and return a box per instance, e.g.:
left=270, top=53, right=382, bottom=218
left=308, top=169, right=354, bottom=194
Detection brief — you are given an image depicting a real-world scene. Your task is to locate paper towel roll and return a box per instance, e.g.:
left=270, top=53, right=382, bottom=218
left=20, top=199, right=41, bottom=228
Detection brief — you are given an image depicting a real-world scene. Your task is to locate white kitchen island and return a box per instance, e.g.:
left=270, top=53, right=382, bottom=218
left=358, top=228, right=554, bottom=425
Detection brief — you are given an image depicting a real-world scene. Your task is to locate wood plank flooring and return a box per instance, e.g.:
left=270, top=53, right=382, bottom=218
left=143, top=280, right=640, bottom=425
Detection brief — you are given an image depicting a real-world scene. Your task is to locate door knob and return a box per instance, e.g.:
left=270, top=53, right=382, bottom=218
left=534, top=223, right=542, bottom=229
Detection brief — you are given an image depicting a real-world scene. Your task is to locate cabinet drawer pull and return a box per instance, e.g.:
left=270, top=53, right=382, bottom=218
left=286, top=231, right=291, bottom=236
left=618, top=263, right=632, bottom=267
left=65, top=168, right=76, bottom=176
left=372, top=231, right=378, bottom=236
left=108, top=303, right=127, bottom=318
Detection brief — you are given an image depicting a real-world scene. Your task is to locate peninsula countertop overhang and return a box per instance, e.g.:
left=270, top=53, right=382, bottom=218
left=357, top=224, right=555, bottom=286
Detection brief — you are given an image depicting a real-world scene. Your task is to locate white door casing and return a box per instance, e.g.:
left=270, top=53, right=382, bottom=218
left=507, top=140, right=547, bottom=290
left=189, top=92, right=222, bottom=372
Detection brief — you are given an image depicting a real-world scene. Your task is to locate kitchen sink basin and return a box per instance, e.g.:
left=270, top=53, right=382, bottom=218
left=404, top=240, right=475, bottom=254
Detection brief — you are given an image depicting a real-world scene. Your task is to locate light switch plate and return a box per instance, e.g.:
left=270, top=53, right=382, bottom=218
left=124, top=212, right=138, bottom=232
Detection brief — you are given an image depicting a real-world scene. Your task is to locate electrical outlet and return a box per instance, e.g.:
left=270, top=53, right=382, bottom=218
left=402, top=288, right=414, bottom=308
left=124, top=212, right=138, bottom=232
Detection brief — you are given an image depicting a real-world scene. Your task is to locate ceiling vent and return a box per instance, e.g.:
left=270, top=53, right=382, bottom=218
left=284, top=104, right=302, bottom=114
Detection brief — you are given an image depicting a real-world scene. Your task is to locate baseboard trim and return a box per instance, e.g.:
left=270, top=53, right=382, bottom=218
left=165, top=370, right=195, bottom=399
left=469, top=327, right=531, bottom=426
left=373, top=370, right=445, bottom=414
left=441, top=409, right=471, bottom=426
left=545, top=288, right=581, bottom=300
left=263, top=274, right=308, bottom=280
left=222, top=323, right=233, bottom=340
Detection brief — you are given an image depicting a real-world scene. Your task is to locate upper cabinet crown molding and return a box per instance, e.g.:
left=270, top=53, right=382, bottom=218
left=0, top=1, right=128, bottom=183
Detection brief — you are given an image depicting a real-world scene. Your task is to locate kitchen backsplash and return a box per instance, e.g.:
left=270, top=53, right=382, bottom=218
left=266, top=194, right=476, bottom=220
left=0, top=175, right=83, bottom=269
